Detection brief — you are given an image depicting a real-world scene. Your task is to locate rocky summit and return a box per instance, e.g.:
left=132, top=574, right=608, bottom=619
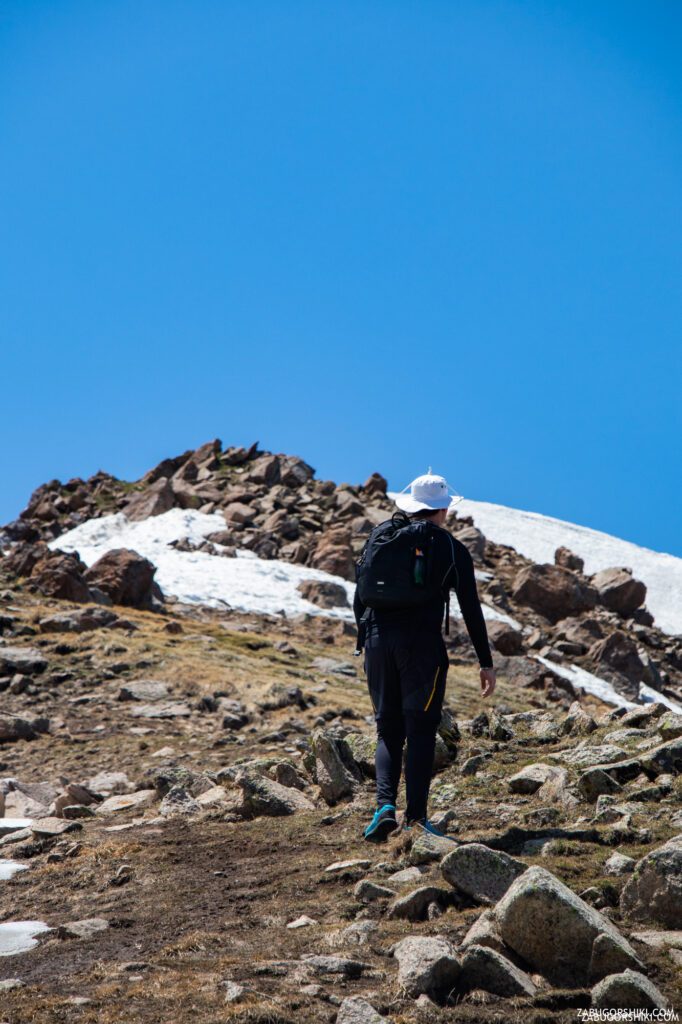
left=0, top=440, right=680, bottom=1022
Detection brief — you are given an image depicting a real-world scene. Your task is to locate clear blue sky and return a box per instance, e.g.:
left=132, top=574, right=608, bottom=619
left=1, top=1, right=681, bottom=554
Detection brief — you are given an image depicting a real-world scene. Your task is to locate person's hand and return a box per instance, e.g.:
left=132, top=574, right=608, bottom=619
left=480, top=667, right=496, bottom=698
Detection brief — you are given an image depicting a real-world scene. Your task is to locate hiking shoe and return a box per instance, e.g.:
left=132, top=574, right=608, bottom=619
left=363, top=804, right=398, bottom=842
left=404, top=818, right=457, bottom=840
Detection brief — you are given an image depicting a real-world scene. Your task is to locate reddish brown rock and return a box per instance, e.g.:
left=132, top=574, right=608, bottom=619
left=487, top=620, right=524, bottom=656
left=31, top=549, right=94, bottom=602
left=362, top=472, right=388, bottom=497
left=511, top=564, right=597, bottom=623
left=84, top=549, right=161, bottom=609
left=311, top=529, right=355, bottom=580
left=592, top=568, right=647, bottom=617
left=124, top=478, right=176, bottom=521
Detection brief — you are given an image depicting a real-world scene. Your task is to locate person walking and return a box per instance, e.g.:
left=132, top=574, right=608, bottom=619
left=354, top=471, right=496, bottom=842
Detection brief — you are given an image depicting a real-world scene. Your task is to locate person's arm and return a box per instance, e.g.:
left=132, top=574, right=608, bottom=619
left=448, top=538, right=494, bottom=669
left=353, top=588, right=366, bottom=630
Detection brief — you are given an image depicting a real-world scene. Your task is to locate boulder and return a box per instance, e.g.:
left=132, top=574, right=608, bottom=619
left=311, top=529, right=355, bottom=580
left=236, top=770, right=314, bottom=817
left=554, top=546, right=584, bottom=572
left=460, top=944, right=537, bottom=997
left=296, top=579, right=349, bottom=609
left=84, top=549, right=161, bottom=609
left=387, top=885, right=451, bottom=921
left=441, top=844, right=526, bottom=904
left=0, top=715, right=49, bottom=742
left=393, top=935, right=460, bottom=999
left=311, top=730, right=357, bottom=804
left=0, top=647, right=48, bottom=675
left=493, top=866, right=642, bottom=986
left=508, top=763, right=558, bottom=795
left=123, top=478, right=175, bottom=521
left=118, top=680, right=170, bottom=702
left=578, top=769, right=623, bottom=802
left=604, top=853, right=636, bottom=876
left=592, top=568, right=646, bottom=617
left=460, top=908, right=505, bottom=952
left=453, top=526, right=486, bottom=561
left=31, top=549, right=93, bottom=602
left=588, top=632, right=649, bottom=693
left=511, top=564, right=597, bottom=623
left=620, top=837, right=682, bottom=928
left=591, top=969, right=668, bottom=1010
left=39, top=607, right=119, bottom=633
left=486, top=620, right=524, bottom=656
left=560, top=701, right=597, bottom=736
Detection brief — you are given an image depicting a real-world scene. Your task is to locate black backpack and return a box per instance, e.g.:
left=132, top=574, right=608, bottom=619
left=355, top=512, right=456, bottom=626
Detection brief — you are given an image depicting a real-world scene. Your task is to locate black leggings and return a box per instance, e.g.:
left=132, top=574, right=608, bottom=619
left=364, top=629, right=448, bottom=822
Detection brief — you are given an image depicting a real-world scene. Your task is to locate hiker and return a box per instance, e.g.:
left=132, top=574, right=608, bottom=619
left=354, top=472, right=496, bottom=841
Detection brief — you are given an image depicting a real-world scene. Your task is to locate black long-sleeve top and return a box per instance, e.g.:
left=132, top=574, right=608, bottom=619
left=353, top=523, right=494, bottom=668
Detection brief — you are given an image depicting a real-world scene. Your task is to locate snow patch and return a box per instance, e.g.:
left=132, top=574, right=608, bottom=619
left=456, top=498, right=682, bottom=637
left=49, top=509, right=522, bottom=629
left=534, top=655, right=637, bottom=710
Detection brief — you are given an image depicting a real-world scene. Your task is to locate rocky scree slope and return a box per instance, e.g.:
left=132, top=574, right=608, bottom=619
left=0, top=589, right=681, bottom=1020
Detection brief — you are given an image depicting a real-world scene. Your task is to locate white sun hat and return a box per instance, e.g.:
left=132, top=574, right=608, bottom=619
left=394, top=469, right=463, bottom=514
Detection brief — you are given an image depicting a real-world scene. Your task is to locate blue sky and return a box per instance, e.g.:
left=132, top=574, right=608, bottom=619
left=1, top=1, right=681, bottom=555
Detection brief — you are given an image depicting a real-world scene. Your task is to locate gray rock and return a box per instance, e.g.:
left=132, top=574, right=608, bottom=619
left=386, top=865, right=425, bottom=885
left=559, top=744, right=628, bottom=768
left=39, top=607, right=119, bottom=632
left=118, top=680, right=170, bottom=702
left=604, top=852, right=636, bottom=876
left=0, top=646, right=48, bottom=675
left=129, top=701, right=191, bottom=719
left=336, top=997, right=385, bottom=1024
left=0, top=979, right=24, bottom=992
left=312, top=730, right=357, bottom=804
left=159, top=786, right=201, bottom=817
left=441, top=843, right=526, bottom=904
left=560, top=701, right=597, bottom=736
left=58, top=918, right=109, bottom=940
left=620, top=837, right=682, bottom=927
left=95, top=790, right=156, bottom=815
left=221, top=980, right=245, bottom=1003
left=393, top=935, right=460, bottom=999
left=30, top=817, right=82, bottom=837
left=460, top=908, right=505, bottom=952
left=408, top=831, right=457, bottom=865
left=460, top=944, right=537, bottom=997
left=237, top=770, right=314, bottom=817
left=578, top=768, right=623, bottom=802
left=387, top=885, right=451, bottom=921
left=659, top=713, right=682, bottom=740
left=621, top=703, right=666, bottom=728
left=353, top=879, right=396, bottom=903
left=508, top=763, right=558, bottom=794
left=461, top=754, right=489, bottom=776
left=494, top=866, right=642, bottom=986
left=300, top=954, right=367, bottom=978
left=591, top=969, right=668, bottom=1010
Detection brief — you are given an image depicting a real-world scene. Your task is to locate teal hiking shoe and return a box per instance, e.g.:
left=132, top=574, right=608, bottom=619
left=405, top=818, right=457, bottom=840
left=363, top=804, right=398, bottom=842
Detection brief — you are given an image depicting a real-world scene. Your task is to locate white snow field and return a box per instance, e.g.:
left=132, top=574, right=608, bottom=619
left=47, top=509, right=517, bottom=627
left=46, top=501, right=682, bottom=710
left=456, top=498, right=682, bottom=637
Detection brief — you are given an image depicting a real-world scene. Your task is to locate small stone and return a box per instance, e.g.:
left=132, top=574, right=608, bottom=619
left=57, top=918, right=109, bottom=940
left=118, top=680, right=170, bottom=702
left=604, top=852, right=636, bottom=876
left=387, top=885, right=451, bottom=922
left=30, top=817, right=82, bottom=837
left=325, top=858, right=371, bottom=874
left=408, top=831, right=457, bottom=865
left=387, top=866, right=424, bottom=885
left=336, top=996, right=385, bottom=1024
left=221, top=980, right=245, bottom=1003
left=508, top=763, right=559, bottom=795
left=353, top=880, right=396, bottom=903
left=96, top=791, right=156, bottom=815
left=0, top=979, right=24, bottom=991
left=287, top=915, right=316, bottom=929
left=159, top=786, right=201, bottom=817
